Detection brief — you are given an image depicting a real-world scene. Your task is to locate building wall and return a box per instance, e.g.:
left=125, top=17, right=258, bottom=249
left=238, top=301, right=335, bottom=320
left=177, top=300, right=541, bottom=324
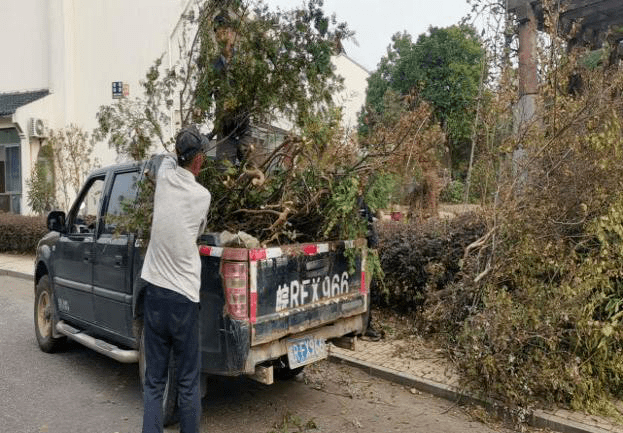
left=1, top=0, right=190, bottom=213
left=332, top=53, right=369, bottom=134
left=0, top=0, right=50, bottom=92
left=70, top=0, right=189, bottom=166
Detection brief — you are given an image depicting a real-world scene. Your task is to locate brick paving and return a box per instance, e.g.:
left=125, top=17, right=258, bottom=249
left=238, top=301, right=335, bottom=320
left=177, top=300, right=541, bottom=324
left=1, top=253, right=622, bottom=433
left=332, top=339, right=460, bottom=386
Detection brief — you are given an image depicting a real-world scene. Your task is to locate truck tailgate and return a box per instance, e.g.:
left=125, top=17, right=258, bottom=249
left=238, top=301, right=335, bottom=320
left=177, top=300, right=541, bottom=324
left=197, top=239, right=368, bottom=374
left=249, top=240, right=368, bottom=345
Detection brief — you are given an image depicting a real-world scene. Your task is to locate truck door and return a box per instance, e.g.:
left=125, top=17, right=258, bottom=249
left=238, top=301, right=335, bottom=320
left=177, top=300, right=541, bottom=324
left=92, top=169, right=140, bottom=339
left=53, top=176, right=105, bottom=326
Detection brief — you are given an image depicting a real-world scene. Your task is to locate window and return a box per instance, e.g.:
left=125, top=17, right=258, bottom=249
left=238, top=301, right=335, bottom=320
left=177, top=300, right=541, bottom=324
left=0, top=129, right=22, bottom=213
left=70, top=178, right=105, bottom=234
left=5, top=146, right=21, bottom=193
left=103, top=171, right=139, bottom=235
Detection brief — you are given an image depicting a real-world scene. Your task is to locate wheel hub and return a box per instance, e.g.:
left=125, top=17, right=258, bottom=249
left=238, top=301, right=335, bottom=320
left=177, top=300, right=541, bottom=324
left=38, top=293, right=52, bottom=335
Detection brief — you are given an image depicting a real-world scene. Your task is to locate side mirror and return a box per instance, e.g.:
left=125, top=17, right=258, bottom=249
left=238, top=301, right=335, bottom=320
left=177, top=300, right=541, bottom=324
left=47, top=211, right=66, bottom=233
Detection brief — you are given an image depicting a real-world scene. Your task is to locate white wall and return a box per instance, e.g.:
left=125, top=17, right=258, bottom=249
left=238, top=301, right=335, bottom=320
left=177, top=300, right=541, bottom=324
left=332, top=53, right=369, bottom=134
left=71, top=0, right=189, bottom=166
left=2, top=0, right=189, bottom=159
left=2, top=0, right=190, bottom=213
left=0, top=0, right=50, bottom=92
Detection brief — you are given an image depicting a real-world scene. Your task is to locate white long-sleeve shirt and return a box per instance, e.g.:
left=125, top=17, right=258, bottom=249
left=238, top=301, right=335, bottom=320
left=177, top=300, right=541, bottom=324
left=141, top=154, right=211, bottom=302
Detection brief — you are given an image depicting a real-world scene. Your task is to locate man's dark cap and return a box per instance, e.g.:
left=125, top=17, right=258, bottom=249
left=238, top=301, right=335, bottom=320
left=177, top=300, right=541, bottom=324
left=214, top=13, right=229, bottom=28
left=175, top=126, right=208, bottom=164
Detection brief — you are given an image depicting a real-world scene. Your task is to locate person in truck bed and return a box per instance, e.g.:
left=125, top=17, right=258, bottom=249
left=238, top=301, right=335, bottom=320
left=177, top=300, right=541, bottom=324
left=358, top=192, right=382, bottom=342
left=141, top=126, right=211, bottom=433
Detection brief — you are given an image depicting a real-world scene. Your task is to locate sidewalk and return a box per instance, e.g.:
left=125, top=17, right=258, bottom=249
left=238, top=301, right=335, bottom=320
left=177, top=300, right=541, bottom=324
left=2, top=252, right=621, bottom=433
left=0, top=252, right=35, bottom=280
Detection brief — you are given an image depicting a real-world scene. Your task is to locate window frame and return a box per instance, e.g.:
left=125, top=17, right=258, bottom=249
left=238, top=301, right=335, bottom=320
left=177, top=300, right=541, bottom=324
left=100, top=169, right=141, bottom=237
left=66, top=175, right=106, bottom=236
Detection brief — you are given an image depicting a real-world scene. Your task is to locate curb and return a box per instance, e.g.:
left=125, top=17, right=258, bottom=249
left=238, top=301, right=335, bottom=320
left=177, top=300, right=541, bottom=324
left=530, top=410, right=612, bottom=433
left=0, top=269, right=34, bottom=281
left=328, top=351, right=611, bottom=433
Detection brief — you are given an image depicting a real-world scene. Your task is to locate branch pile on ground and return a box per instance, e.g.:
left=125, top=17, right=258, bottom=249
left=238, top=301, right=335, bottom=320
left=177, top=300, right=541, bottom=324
left=406, top=54, right=623, bottom=417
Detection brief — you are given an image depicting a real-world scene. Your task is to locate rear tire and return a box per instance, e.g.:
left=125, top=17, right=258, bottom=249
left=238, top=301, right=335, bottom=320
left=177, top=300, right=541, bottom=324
left=138, top=324, right=179, bottom=427
left=34, top=275, right=64, bottom=352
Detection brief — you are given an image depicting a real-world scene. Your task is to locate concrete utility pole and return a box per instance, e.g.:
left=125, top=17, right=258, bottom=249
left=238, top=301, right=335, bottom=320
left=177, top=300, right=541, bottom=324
left=507, top=0, right=539, bottom=186
left=506, top=0, right=539, bottom=134
left=514, top=0, right=538, bottom=131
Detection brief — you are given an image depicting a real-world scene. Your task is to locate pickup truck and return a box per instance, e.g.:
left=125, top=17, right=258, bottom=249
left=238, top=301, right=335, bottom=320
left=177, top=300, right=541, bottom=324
left=34, top=159, right=370, bottom=425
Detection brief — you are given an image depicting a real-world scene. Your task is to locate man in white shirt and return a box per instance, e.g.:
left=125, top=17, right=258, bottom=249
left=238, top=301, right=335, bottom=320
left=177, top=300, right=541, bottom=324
left=141, top=126, right=211, bottom=433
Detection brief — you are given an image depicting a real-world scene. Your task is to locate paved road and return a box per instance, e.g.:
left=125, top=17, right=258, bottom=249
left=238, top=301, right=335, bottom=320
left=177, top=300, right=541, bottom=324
left=0, top=275, right=518, bottom=433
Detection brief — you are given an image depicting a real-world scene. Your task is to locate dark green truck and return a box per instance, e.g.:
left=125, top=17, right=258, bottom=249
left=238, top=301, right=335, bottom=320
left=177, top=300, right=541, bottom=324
left=34, top=159, right=369, bottom=424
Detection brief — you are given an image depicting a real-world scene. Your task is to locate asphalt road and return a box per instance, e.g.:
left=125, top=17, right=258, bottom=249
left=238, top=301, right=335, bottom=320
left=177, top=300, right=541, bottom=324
left=0, top=275, right=518, bottom=433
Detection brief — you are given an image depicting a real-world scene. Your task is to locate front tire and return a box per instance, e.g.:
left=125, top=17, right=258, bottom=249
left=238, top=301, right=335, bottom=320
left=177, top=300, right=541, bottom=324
left=138, top=324, right=179, bottom=427
left=34, top=275, right=64, bottom=352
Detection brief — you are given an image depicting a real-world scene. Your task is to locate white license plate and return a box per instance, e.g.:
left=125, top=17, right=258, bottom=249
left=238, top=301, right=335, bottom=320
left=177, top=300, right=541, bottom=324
left=286, top=335, right=327, bottom=368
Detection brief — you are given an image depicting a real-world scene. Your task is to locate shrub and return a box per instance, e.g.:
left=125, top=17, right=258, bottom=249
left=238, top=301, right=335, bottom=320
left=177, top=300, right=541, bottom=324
left=0, top=213, right=48, bottom=254
left=26, top=152, right=56, bottom=215
left=428, top=40, right=623, bottom=416
left=440, top=179, right=465, bottom=204
left=376, top=212, right=486, bottom=311
left=375, top=6, right=623, bottom=420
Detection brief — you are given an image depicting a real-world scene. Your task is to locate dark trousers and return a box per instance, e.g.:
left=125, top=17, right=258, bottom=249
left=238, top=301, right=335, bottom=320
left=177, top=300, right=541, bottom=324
left=142, top=283, right=201, bottom=433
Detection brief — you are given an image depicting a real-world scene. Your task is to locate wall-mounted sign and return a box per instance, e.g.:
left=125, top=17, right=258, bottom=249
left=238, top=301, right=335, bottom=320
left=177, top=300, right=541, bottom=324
left=112, top=82, right=129, bottom=99
left=112, top=81, right=122, bottom=98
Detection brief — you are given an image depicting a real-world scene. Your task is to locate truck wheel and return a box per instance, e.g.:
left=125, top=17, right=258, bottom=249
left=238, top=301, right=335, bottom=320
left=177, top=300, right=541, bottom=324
left=34, top=275, right=64, bottom=352
left=138, top=325, right=179, bottom=427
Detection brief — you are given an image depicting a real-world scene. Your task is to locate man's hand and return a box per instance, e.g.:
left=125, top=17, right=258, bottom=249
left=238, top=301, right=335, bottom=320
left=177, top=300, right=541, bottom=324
left=143, top=154, right=171, bottom=182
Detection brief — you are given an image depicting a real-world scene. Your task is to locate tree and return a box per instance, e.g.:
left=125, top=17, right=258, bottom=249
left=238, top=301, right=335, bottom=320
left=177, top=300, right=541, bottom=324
left=361, top=25, right=485, bottom=176
left=95, top=0, right=397, bottom=245
left=48, top=125, right=98, bottom=210
left=26, top=145, right=56, bottom=215
left=359, top=88, right=447, bottom=217
left=94, top=57, right=176, bottom=160
left=192, top=0, right=352, bottom=162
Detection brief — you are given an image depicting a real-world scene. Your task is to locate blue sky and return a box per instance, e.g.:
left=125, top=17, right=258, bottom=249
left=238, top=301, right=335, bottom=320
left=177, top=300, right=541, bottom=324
left=263, top=0, right=472, bottom=72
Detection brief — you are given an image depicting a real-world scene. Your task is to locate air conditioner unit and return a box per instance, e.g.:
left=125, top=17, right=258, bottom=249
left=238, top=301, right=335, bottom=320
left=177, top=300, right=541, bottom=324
left=29, top=118, right=49, bottom=138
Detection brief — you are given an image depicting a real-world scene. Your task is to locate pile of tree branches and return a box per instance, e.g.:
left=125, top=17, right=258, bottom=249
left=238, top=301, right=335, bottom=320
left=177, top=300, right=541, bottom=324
left=421, top=27, right=623, bottom=416
left=190, top=101, right=441, bottom=245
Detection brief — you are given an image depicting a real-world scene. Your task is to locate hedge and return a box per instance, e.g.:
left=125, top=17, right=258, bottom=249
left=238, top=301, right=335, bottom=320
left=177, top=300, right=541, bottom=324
left=0, top=212, right=48, bottom=254
left=375, top=212, right=486, bottom=311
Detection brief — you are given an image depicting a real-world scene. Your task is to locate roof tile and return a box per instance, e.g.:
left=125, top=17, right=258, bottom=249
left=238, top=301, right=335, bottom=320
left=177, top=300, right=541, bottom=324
left=0, top=90, right=50, bottom=116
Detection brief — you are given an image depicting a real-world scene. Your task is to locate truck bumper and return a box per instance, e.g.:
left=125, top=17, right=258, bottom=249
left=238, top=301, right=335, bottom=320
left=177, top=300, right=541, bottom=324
left=243, top=313, right=365, bottom=374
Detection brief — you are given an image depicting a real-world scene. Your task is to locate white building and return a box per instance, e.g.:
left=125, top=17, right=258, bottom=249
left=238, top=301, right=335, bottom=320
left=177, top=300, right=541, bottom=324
left=0, top=0, right=368, bottom=214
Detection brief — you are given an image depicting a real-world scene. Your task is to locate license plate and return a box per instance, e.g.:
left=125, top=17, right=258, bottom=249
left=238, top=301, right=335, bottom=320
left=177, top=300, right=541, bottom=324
left=286, top=335, right=327, bottom=368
